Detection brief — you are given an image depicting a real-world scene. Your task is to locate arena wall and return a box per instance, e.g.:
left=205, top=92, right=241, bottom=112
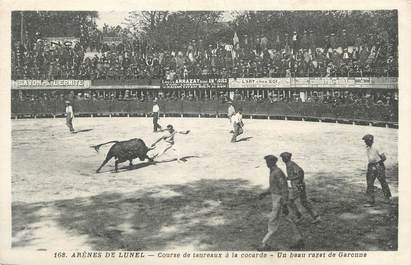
left=11, top=77, right=398, bottom=127
left=11, top=99, right=398, bottom=127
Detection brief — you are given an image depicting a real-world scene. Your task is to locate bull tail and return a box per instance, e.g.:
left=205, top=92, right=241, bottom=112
left=90, top=141, right=119, bottom=152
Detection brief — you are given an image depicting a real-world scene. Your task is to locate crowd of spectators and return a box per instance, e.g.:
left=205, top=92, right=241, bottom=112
left=233, top=90, right=397, bottom=107
left=12, top=89, right=397, bottom=109
left=12, top=26, right=398, bottom=81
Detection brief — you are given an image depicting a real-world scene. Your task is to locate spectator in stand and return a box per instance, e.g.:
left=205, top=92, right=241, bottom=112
left=12, top=23, right=397, bottom=81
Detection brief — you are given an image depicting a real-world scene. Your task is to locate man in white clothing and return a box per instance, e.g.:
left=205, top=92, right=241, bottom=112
left=231, top=108, right=244, bottom=143
left=150, top=124, right=190, bottom=162
left=65, top=100, right=75, bottom=133
left=362, top=134, right=392, bottom=205
left=152, top=98, right=162, bottom=132
left=227, top=101, right=235, bottom=133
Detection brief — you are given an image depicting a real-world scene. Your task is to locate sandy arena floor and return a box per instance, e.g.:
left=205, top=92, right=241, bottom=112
left=11, top=117, right=398, bottom=251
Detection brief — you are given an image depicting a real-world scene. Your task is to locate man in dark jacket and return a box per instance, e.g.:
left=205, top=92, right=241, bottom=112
left=258, top=155, right=304, bottom=251
left=280, top=152, right=320, bottom=224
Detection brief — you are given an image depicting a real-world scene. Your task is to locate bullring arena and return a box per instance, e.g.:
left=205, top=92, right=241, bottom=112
left=12, top=115, right=398, bottom=251
left=9, top=10, right=399, bottom=253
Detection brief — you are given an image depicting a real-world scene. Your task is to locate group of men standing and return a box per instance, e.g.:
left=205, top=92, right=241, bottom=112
left=257, top=152, right=320, bottom=250
left=257, top=134, right=392, bottom=250
left=63, top=97, right=163, bottom=134
left=226, top=100, right=392, bottom=250
left=65, top=98, right=393, bottom=251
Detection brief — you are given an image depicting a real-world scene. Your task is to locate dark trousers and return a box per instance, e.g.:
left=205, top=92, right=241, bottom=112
left=366, top=162, right=391, bottom=203
left=288, top=182, right=317, bottom=219
left=153, top=114, right=162, bottom=132
left=66, top=117, right=74, bottom=132
left=231, top=123, right=243, bottom=142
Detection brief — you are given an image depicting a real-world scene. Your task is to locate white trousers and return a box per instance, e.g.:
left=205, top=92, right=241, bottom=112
left=155, top=142, right=180, bottom=160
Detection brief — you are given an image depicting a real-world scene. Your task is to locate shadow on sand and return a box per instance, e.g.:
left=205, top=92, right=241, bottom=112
left=12, top=165, right=398, bottom=251
left=73, top=129, right=94, bottom=134
left=100, top=156, right=201, bottom=173
left=236, top=136, right=253, bottom=142
left=154, top=155, right=200, bottom=163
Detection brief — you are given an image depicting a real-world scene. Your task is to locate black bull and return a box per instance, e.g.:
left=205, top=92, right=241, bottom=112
left=91, top=138, right=154, bottom=173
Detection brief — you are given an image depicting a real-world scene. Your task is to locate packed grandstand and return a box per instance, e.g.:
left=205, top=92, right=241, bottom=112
left=11, top=11, right=398, bottom=124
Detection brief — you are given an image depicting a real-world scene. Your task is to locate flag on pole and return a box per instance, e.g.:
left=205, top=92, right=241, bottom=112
left=232, top=32, right=239, bottom=60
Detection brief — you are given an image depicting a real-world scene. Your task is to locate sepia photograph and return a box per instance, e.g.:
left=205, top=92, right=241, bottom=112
left=1, top=2, right=410, bottom=263
left=8, top=9, right=400, bottom=252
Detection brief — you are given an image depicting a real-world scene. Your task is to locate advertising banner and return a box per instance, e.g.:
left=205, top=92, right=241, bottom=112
left=12, top=80, right=91, bottom=90
left=161, top=78, right=229, bottom=89
left=228, top=77, right=397, bottom=89
left=293, top=77, right=396, bottom=89
left=228, top=78, right=291, bottom=88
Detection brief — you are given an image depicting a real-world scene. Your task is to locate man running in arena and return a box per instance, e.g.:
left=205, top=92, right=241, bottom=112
left=362, top=134, right=392, bottom=205
left=258, top=155, right=304, bottom=251
left=150, top=124, right=190, bottom=162
left=65, top=100, right=75, bottom=133
left=231, top=108, right=244, bottom=143
left=227, top=101, right=235, bottom=133
left=280, top=152, right=321, bottom=224
left=152, top=98, right=162, bottom=132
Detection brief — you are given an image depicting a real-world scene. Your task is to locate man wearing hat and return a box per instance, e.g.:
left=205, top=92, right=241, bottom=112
left=362, top=134, right=392, bottom=205
left=152, top=98, right=162, bottom=132
left=258, top=155, right=304, bottom=251
left=65, top=100, right=75, bottom=133
left=280, top=152, right=320, bottom=224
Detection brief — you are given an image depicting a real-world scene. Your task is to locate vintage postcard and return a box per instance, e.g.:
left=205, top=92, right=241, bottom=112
left=0, top=0, right=410, bottom=264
